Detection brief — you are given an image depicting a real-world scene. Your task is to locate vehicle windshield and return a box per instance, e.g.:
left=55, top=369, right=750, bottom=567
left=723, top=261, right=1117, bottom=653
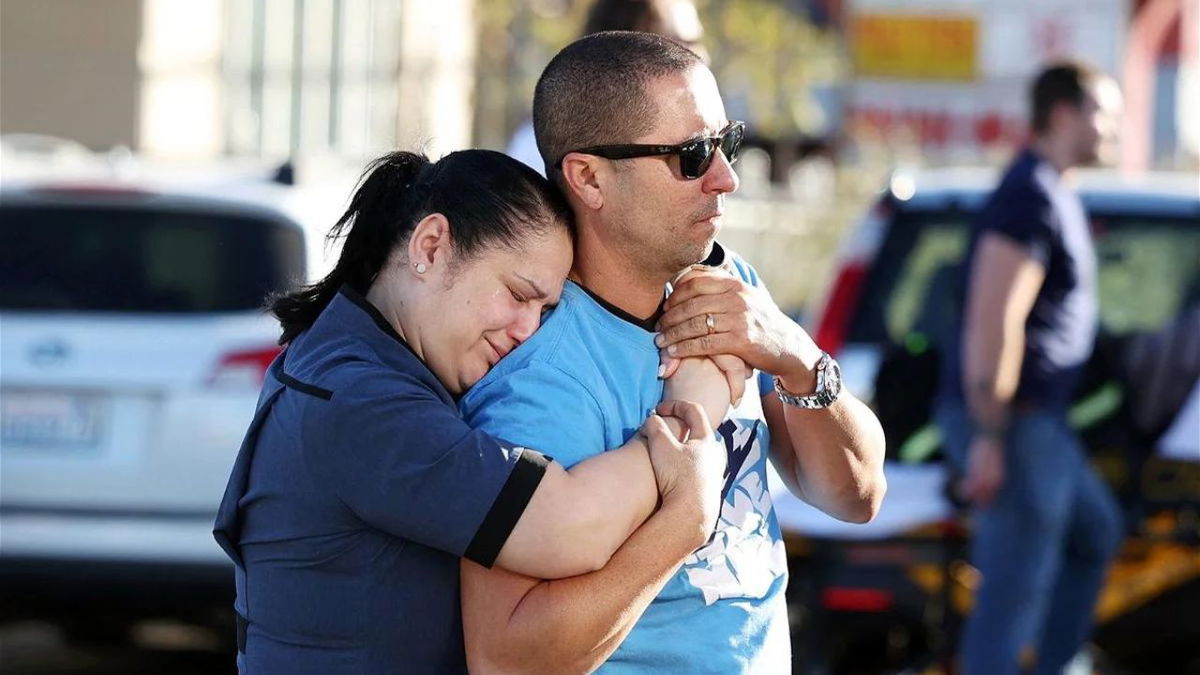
left=0, top=204, right=305, bottom=313
left=848, top=209, right=1200, bottom=348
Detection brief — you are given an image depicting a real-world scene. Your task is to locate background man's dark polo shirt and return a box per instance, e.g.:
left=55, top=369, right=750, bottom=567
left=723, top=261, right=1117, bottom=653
left=940, top=148, right=1099, bottom=411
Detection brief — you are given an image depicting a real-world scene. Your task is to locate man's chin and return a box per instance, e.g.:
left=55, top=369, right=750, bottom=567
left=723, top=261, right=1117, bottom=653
left=688, top=220, right=720, bottom=256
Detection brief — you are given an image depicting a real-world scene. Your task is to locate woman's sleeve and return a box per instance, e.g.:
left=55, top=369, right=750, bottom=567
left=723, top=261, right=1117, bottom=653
left=300, top=368, right=549, bottom=568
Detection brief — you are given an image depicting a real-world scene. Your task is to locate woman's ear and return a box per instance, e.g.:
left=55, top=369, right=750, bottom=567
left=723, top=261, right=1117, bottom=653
left=559, top=153, right=606, bottom=211
left=406, top=213, right=452, bottom=277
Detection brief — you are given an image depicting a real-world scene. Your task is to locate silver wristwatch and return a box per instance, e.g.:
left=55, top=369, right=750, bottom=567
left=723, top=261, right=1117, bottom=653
left=773, top=352, right=842, bottom=409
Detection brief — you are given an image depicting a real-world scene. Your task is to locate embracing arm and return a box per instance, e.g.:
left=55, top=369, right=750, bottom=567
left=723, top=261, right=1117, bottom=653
left=462, top=358, right=733, bottom=672
left=494, top=439, right=657, bottom=578
left=657, top=268, right=886, bottom=523
left=487, top=357, right=733, bottom=579
left=463, top=398, right=726, bottom=675
left=464, top=491, right=709, bottom=675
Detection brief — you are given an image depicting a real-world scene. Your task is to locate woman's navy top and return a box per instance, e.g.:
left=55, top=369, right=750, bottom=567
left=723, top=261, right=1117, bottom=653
left=213, top=286, right=548, bottom=673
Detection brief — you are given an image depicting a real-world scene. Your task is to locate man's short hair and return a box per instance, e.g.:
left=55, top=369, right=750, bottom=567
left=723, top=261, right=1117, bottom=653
left=533, top=31, right=703, bottom=181
left=1031, top=60, right=1101, bottom=134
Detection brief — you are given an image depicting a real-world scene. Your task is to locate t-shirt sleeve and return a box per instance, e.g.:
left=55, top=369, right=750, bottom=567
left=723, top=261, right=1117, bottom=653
left=979, top=184, right=1055, bottom=265
left=460, top=361, right=607, bottom=470
left=300, top=368, right=548, bottom=568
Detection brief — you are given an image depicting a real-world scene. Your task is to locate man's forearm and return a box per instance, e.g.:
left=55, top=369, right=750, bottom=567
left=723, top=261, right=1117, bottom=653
left=463, top=498, right=707, bottom=674
left=960, top=231, right=1046, bottom=436
left=769, top=391, right=887, bottom=523
left=963, top=302, right=1027, bottom=435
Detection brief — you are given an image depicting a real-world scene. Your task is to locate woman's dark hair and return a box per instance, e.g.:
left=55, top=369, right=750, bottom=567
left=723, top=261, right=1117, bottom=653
left=270, top=149, right=573, bottom=344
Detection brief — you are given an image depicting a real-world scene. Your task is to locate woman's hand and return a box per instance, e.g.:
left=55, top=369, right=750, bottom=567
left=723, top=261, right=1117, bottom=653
left=641, top=401, right=726, bottom=535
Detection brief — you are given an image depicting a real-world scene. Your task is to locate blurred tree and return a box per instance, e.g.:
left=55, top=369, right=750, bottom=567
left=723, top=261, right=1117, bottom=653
left=472, top=0, right=848, bottom=154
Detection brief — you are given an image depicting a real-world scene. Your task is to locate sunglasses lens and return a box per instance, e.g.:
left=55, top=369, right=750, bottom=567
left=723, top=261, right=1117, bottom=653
left=679, top=141, right=713, bottom=180
left=679, top=124, right=744, bottom=179
left=721, top=124, right=744, bottom=165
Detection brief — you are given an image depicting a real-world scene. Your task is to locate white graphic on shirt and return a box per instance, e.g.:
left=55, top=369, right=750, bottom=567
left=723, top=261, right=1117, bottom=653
left=682, top=415, right=788, bottom=606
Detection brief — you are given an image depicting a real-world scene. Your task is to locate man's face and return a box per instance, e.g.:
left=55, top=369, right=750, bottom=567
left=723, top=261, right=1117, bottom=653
left=1069, top=77, right=1123, bottom=166
left=599, top=65, right=739, bottom=279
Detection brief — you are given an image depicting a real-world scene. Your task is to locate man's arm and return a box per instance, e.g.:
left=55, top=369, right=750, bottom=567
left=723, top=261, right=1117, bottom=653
left=468, top=357, right=732, bottom=580
left=463, top=492, right=707, bottom=675
left=761, top=380, right=887, bottom=523
left=657, top=269, right=887, bottom=523
left=957, top=231, right=1046, bottom=504
left=463, top=400, right=725, bottom=675
left=466, top=362, right=660, bottom=580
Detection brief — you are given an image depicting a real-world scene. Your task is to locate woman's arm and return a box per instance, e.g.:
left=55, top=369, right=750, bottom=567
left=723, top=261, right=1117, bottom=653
left=463, top=400, right=726, bottom=675
left=492, top=357, right=734, bottom=579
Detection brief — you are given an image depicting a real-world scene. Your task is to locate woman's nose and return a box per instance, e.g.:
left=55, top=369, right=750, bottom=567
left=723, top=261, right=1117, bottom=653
left=509, top=307, right=540, bottom=344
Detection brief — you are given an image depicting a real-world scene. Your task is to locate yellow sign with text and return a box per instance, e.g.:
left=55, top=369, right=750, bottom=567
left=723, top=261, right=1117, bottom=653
left=852, top=14, right=977, bottom=81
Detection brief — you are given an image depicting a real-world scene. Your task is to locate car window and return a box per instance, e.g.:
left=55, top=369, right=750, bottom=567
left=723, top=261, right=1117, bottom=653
left=1093, top=218, right=1200, bottom=333
left=0, top=204, right=305, bottom=312
left=849, top=208, right=1200, bottom=347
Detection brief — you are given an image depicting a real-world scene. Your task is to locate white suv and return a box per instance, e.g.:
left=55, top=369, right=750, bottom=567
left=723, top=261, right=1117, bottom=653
left=0, top=179, right=306, bottom=630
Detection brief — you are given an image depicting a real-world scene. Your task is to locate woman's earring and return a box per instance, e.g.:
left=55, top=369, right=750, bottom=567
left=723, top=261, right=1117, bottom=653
left=414, top=262, right=427, bottom=274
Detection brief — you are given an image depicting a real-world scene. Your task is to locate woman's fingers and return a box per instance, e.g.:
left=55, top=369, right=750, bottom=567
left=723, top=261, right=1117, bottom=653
left=641, top=412, right=679, bottom=447
left=655, top=400, right=714, bottom=441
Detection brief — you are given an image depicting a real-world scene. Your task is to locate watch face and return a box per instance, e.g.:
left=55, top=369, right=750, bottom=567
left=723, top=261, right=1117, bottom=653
left=825, top=359, right=842, bottom=394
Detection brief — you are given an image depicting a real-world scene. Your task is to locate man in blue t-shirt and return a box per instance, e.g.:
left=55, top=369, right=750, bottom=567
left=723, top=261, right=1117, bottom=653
left=458, top=32, right=888, bottom=673
left=935, top=62, right=1125, bottom=675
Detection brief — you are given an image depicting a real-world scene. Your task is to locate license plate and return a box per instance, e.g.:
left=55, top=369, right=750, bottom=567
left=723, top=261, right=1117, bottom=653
left=1, top=390, right=106, bottom=448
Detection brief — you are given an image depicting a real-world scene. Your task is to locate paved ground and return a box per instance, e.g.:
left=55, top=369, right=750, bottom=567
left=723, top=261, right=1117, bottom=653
left=0, top=621, right=234, bottom=675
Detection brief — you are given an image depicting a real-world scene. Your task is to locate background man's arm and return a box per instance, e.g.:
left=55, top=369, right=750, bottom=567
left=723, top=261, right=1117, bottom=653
left=957, top=231, right=1046, bottom=504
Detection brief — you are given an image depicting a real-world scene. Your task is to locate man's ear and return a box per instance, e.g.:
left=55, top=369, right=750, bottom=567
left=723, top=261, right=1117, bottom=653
left=559, top=153, right=606, bottom=211
left=407, top=213, right=452, bottom=276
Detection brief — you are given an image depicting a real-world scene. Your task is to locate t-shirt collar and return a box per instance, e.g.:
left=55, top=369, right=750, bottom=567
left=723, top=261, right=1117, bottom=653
left=576, top=241, right=728, bottom=332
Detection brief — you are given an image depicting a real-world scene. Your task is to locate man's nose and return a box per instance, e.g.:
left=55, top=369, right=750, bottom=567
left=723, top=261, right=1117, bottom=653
left=703, top=148, right=739, bottom=195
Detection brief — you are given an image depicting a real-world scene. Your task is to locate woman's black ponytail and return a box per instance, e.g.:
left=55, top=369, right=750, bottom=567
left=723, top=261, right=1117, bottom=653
left=269, top=148, right=572, bottom=345
left=270, top=151, right=429, bottom=344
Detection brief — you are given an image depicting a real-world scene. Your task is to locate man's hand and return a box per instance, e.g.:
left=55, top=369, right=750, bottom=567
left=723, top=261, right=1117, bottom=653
left=656, top=268, right=822, bottom=392
left=642, top=401, right=727, bottom=535
left=960, top=435, right=1005, bottom=506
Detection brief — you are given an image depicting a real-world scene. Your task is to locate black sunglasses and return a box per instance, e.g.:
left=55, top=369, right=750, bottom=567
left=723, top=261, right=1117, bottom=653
left=556, top=120, right=745, bottom=180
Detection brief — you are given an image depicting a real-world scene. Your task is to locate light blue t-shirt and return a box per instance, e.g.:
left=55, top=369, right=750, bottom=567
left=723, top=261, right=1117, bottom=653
left=460, top=247, right=791, bottom=674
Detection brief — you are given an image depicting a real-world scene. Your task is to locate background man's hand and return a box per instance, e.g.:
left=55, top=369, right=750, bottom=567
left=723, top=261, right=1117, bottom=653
left=960, top=435, right=1005, bottom=506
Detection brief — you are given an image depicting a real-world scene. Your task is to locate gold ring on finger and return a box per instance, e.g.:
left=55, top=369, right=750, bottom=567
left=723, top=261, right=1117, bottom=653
left=705, top=313, right=716, bottom=334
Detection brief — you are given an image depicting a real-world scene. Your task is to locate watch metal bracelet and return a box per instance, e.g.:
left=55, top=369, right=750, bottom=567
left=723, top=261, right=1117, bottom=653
left=773, top=352, right=841, bottom=410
